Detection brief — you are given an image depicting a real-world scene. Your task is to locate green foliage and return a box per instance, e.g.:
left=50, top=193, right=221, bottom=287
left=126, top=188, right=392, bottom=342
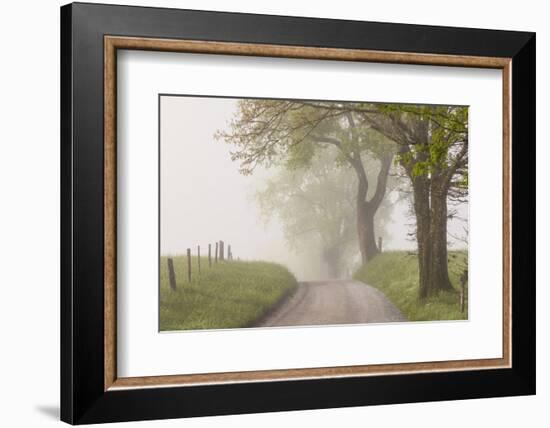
left=216, top=99, right=467, bottom=193
left=160, top=256, right=298, bottom=331
left=353, top=251, right=468, bottom=321
left=385, top=104, right=469, bottom=183
left=285, top=140, right=316, bottom=170
left=215, top=99, right=397, bottom=176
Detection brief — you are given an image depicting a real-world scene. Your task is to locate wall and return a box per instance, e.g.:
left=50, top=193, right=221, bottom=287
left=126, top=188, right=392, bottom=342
left=0, top=0, right=545, bottom=427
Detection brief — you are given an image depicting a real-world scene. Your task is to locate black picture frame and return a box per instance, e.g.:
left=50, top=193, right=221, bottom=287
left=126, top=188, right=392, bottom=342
left=61, top=2, right=535, bottom=424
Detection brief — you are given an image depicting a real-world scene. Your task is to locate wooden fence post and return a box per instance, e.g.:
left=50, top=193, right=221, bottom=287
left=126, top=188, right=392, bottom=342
left=197, top=245, right=201, bottom=274
left=378, top=236, right=383, bottom=253
left=215, top=242, right=218, bottom=263
left=167, top=257, right=177, bottom=291
left=219, top=240, right=224, bottom=261
left=186, top=248, right=191, bottom=282
left=208, top=243, right=212, bottom=267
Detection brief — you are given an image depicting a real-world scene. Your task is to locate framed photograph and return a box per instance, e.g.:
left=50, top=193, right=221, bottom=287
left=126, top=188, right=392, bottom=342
left=60, top=2, right=535, bottom=424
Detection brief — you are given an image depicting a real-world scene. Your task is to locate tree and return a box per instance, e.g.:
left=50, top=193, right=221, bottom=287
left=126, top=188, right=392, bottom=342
left=256, top=147, right=394, bottom=278
left=280, top=101, right=469, bottom=297
left=360, top=105, right=468, bottom=298
left=216, top=100, right=396, bottom=263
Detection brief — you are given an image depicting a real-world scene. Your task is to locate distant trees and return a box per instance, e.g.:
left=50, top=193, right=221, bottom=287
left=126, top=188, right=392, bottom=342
left=216, top=100, right=396, bottom=263
left=255, top=148, right=394, bottom=278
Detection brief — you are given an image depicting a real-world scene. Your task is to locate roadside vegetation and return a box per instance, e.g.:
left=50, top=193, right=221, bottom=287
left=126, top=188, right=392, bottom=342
left=160, top=256, right=298, bottom=331
left=353, top=251, right=468, bottom=321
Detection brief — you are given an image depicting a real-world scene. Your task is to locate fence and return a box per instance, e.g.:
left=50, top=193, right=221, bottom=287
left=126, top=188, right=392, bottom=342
left=166, top=240, right=235, bottom=290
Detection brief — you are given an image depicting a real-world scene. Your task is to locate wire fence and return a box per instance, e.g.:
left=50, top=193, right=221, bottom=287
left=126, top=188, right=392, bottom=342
left=166, top=240, right=235, bottom=290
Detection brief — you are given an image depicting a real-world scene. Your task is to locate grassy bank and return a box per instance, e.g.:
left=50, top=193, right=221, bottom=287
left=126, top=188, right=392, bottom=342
left=353, top=251, right=468, bottom=321
left=160, top=256, right=298, bottom=331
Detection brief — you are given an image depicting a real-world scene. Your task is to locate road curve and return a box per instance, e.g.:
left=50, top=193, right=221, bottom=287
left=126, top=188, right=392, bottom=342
left=256, top=280, right=406, bottom=327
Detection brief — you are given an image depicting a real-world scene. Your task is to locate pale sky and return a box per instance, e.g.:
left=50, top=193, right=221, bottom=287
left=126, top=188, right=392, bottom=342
left=160, top=96, right=468, bottom=280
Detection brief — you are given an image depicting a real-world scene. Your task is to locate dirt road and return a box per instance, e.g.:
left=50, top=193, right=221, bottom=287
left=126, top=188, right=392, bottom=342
left=257, top=280, right=406, bottom=327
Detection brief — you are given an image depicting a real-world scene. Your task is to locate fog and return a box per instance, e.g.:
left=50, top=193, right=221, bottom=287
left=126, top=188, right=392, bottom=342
left=160, top=96, right=467, bottom=280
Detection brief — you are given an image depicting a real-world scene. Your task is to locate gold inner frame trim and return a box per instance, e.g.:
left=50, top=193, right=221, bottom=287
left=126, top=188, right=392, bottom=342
left=104, top=35, right=512, bottom=391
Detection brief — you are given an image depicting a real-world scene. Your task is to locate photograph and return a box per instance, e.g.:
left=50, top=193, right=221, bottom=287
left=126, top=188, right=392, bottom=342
left=159, top=95, right=469, bottom=332
left=55, top=1, right=536, bottom=425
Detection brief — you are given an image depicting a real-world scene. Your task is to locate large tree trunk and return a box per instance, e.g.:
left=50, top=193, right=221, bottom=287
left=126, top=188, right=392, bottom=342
left=427, top=182, right=453, bottom=294
left=353, top=155, right=392, bottom=264
left=357, top=201, right=379, bottom=263
left=413, top=177, right=453, bottom=299
left=412, top=178, right=432, bottom=299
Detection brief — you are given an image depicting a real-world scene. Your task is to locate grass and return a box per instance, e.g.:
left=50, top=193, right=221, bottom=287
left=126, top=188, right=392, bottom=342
left=353, top=251, right=468, bottom=321
left=160, top=256, right=298, bottom=331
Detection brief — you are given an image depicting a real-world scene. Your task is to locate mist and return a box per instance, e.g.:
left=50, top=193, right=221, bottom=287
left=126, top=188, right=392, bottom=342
left=160, top=96, right=468, bottom=281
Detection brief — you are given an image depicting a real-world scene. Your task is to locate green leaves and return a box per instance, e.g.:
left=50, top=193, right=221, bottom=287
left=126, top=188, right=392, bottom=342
left=285, top=140, right=317, bottom=170
left=217, top=99, right=396, bottom=175
left=216, top=99, right=467, bottom=194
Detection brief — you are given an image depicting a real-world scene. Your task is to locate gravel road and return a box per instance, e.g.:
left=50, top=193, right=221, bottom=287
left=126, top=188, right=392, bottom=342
left=257, top=280, right=406, bottom=327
